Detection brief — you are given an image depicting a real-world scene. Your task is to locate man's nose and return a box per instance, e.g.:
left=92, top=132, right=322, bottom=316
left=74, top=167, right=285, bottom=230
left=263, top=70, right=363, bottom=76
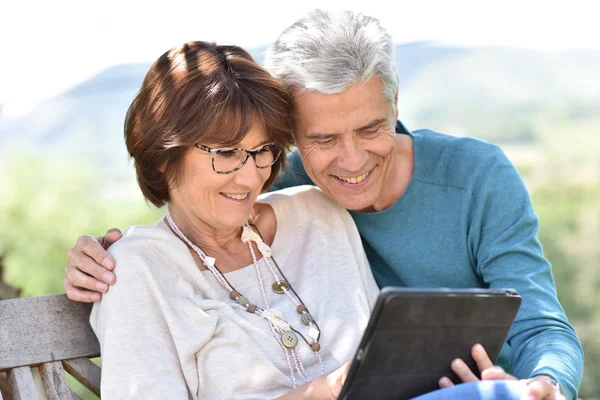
left=336, top=137, right=369, bottom=172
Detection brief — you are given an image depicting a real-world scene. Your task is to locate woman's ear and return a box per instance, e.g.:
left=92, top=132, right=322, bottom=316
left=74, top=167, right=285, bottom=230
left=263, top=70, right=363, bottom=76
left=158, top=161, right=167, bottom=173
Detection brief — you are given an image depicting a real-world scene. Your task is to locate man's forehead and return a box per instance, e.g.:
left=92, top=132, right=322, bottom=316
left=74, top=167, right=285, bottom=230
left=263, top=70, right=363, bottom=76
left=291, top=78, right=394, bottom=134
left=294, top=99, right=391, bottom=133
left=297, top=115, right=389, bottom=137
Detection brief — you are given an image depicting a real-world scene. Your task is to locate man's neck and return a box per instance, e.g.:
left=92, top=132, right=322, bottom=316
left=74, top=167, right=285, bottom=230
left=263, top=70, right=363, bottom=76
left=369, top=133, right=414, bottom=212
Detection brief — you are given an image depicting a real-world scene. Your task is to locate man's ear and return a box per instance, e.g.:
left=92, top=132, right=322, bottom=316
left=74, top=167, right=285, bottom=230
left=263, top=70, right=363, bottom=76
left=393, top=90, right=399, bottom=120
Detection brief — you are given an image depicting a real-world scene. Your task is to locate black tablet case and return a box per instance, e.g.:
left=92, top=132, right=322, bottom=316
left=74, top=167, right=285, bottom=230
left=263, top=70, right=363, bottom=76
left=338, top=288, right=522, bottom=400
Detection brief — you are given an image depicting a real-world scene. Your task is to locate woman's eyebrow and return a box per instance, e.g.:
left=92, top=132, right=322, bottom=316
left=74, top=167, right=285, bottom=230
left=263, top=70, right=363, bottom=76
left=249, top=141, right=273, bottom=151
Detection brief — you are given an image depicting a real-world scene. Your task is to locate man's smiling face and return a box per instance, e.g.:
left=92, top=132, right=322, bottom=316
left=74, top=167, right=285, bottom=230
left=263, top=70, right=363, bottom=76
left=294, top=77, right=399, bottom=211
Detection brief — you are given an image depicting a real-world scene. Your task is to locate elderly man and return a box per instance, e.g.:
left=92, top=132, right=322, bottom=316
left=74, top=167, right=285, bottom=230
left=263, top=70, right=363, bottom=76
left=64, top=9, right=582, bottom=400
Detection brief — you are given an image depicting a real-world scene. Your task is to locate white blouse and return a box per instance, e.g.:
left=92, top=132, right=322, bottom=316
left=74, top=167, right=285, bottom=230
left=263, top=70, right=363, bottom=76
left=91, top=186, right=379, bottom=399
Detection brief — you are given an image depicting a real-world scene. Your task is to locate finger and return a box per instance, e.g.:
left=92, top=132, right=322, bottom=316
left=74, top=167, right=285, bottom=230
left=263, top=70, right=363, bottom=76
left=341, top=361, right=351, bottom=378
left=522, top=379, right=554, bottom=400
left=66, top=266, right=109, bottom=293
left=64, top=278, right=102, bottom=303
left=73, top=251, right=116, bottom=285
left=472, top=343, right=494, bottom=373
left=331, top=361, right=352, bottom=397
left=77, top=234, right=115, bottom=270
left=102, top=229, right=123, bottom=251
left=451, top=358, right=479, bottom=383
left=438, top=377, right=454, bottom=388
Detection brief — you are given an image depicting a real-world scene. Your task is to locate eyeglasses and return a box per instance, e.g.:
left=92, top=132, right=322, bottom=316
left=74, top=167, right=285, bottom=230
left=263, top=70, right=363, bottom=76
left=196, top=142, right=280, bottom=174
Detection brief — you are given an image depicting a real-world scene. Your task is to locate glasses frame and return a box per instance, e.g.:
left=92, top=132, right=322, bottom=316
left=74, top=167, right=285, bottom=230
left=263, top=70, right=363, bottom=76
left=195, top=142, right=280, bottom=174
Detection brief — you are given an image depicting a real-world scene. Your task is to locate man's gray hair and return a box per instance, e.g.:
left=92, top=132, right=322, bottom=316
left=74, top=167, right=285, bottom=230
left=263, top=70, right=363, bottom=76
left=264, top=9, right=399, bottom=104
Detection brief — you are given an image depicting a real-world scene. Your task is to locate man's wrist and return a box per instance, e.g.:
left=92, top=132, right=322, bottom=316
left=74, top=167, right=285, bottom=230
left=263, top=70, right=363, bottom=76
left=531, top=375, right=564, bottom=395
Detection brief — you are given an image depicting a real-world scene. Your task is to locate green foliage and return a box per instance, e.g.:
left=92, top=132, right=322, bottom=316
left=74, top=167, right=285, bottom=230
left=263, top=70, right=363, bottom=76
left=533, top=183, right=600, bottom=398
left=0, top=155, right=162, bottom=297
left=0, top=156, right=160, bottom=398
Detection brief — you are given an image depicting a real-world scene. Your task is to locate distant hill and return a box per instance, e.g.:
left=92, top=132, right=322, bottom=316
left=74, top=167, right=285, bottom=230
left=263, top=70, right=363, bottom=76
left=1, top=43, right=599, bottom=182
left=398, top=47, right=600, bottom=142
left=0, top=63, right=151, bottom=177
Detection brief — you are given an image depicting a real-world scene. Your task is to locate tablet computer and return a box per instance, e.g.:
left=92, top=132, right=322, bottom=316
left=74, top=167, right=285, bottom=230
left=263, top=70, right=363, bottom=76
left=338, top=287, right=522, bottom=400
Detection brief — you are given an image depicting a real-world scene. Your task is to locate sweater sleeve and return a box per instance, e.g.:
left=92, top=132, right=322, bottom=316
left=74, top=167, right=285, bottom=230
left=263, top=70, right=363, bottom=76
left=468, top=147, right=583, bottom=399
left=90, top=236, right=218, bottom=399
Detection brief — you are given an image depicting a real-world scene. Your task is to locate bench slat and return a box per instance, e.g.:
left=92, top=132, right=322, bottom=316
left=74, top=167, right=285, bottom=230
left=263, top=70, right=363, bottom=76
left=62, top=358, right=101, bottom=397
left=0, top=295, right=99, bottom=370
left=40, top=362, right=80, bottom=400
left=7, top=367, right=38, bottom=400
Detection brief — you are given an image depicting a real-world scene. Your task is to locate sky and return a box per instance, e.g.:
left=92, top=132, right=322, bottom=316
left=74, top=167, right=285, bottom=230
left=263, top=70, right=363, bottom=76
left=1, top=0, right=598, bottom=117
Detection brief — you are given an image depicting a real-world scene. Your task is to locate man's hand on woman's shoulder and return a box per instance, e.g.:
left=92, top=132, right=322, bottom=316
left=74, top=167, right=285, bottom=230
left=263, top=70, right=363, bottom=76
left=64, top=228, right=122, bottom=302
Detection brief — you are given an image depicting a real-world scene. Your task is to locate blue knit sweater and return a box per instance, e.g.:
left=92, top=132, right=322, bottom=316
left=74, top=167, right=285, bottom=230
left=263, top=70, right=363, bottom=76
left=273, top=125, right=583, bottom=399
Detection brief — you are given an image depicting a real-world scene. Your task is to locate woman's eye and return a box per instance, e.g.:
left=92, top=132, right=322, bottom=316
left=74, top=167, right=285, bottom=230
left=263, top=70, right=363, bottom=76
left=217, top=150, right=238, bottom=158
left=257, top=146, right=272, bottom=154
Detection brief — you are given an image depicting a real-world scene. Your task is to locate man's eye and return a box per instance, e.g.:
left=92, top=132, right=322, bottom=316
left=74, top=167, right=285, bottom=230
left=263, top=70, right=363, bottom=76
left=361, top=129, right=379, bottom=136
left=316, top=138, right=335, bottom=145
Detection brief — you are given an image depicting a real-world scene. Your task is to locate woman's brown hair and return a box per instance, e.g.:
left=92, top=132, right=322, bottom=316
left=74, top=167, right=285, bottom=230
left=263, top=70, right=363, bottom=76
left=125, top=41, right=295, bottom=207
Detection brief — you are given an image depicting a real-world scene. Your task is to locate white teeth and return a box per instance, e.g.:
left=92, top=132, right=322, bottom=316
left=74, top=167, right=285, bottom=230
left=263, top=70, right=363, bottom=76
left=337, top=172, right=369, bottom=184
left=223, top=193, right=248, bottom=200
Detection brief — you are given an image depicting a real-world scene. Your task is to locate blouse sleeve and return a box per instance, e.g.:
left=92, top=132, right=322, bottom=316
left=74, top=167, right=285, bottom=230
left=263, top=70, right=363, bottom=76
left=90, top=237, right=218, bottom=399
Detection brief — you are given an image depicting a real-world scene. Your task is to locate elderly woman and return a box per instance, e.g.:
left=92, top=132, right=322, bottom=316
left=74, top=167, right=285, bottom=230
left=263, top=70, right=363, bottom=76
left=91, top=41, right=379, bottom=399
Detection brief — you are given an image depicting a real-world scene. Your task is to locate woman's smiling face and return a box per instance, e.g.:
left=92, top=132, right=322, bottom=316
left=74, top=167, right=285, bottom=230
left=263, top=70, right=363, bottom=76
left=168, top=122, right=273, bottom=232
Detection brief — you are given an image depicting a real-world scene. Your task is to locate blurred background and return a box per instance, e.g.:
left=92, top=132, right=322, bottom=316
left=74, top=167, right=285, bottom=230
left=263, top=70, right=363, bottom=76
left=0, top=0, right=598, bottom=398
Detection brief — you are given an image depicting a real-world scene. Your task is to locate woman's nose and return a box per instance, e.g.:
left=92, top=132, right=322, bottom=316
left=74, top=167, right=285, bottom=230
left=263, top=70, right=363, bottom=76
left=234, top=156, right=263, bottom=188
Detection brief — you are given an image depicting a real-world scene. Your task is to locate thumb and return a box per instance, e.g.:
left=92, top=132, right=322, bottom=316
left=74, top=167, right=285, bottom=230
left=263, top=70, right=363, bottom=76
left=329, top=361, right=351, bottom=396
left=102, top=228, right=123, bottom=250
left=481, top=366, right=513, bottom=381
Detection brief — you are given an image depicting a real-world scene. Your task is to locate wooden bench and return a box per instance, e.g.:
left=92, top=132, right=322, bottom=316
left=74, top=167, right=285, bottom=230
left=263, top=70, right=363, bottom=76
left=0, top=294, right=101, bottom=399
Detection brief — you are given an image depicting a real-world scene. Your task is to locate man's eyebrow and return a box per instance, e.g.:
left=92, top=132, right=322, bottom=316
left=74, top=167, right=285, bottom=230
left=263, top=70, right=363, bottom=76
left=305, top=132, right=341, bottom=140
left=304, top=118, right=386, bottom=139
left=355, top=118, right=387, bottom=131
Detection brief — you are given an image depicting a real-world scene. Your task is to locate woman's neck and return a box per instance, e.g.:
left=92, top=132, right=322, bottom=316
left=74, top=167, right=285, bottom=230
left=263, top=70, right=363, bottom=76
left=166, top=201, right=278, bottom=273
left=167, top=203, right=244, bottom=257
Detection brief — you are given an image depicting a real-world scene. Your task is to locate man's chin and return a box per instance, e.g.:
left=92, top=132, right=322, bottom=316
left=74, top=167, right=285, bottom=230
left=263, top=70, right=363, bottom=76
left=341, top=199, right=376, bottom=212
left=322, top=190, right=376, bottom=211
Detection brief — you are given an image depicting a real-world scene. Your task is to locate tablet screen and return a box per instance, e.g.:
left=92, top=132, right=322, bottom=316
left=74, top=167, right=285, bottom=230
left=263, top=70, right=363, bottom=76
left=338, top=288, right=522, bottom=400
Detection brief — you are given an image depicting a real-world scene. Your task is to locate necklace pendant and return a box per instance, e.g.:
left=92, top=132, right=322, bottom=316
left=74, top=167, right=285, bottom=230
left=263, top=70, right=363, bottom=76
left=270, top=309, right=284, bottom=320
left=307, top=326, right=320, bottom=342
left=281, top=330, right=299, bottom=348
left=272, top=280, right=290, bottom=294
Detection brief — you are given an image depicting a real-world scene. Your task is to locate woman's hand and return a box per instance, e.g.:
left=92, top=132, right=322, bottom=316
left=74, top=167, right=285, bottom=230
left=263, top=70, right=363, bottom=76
left=323, top=361, right=351, bottom=399
left=439, top=344, right=566, bottom=400
left=274, top=361, right=350, bottom=400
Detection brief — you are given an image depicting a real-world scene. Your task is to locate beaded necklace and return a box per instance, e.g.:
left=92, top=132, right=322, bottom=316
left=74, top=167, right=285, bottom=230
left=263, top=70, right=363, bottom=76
left=165, top=209, right=324, bottom=387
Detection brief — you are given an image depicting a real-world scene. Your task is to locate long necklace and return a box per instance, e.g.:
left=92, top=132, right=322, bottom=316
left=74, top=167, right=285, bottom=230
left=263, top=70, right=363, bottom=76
left=165, top=209, right=324, bottom=387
